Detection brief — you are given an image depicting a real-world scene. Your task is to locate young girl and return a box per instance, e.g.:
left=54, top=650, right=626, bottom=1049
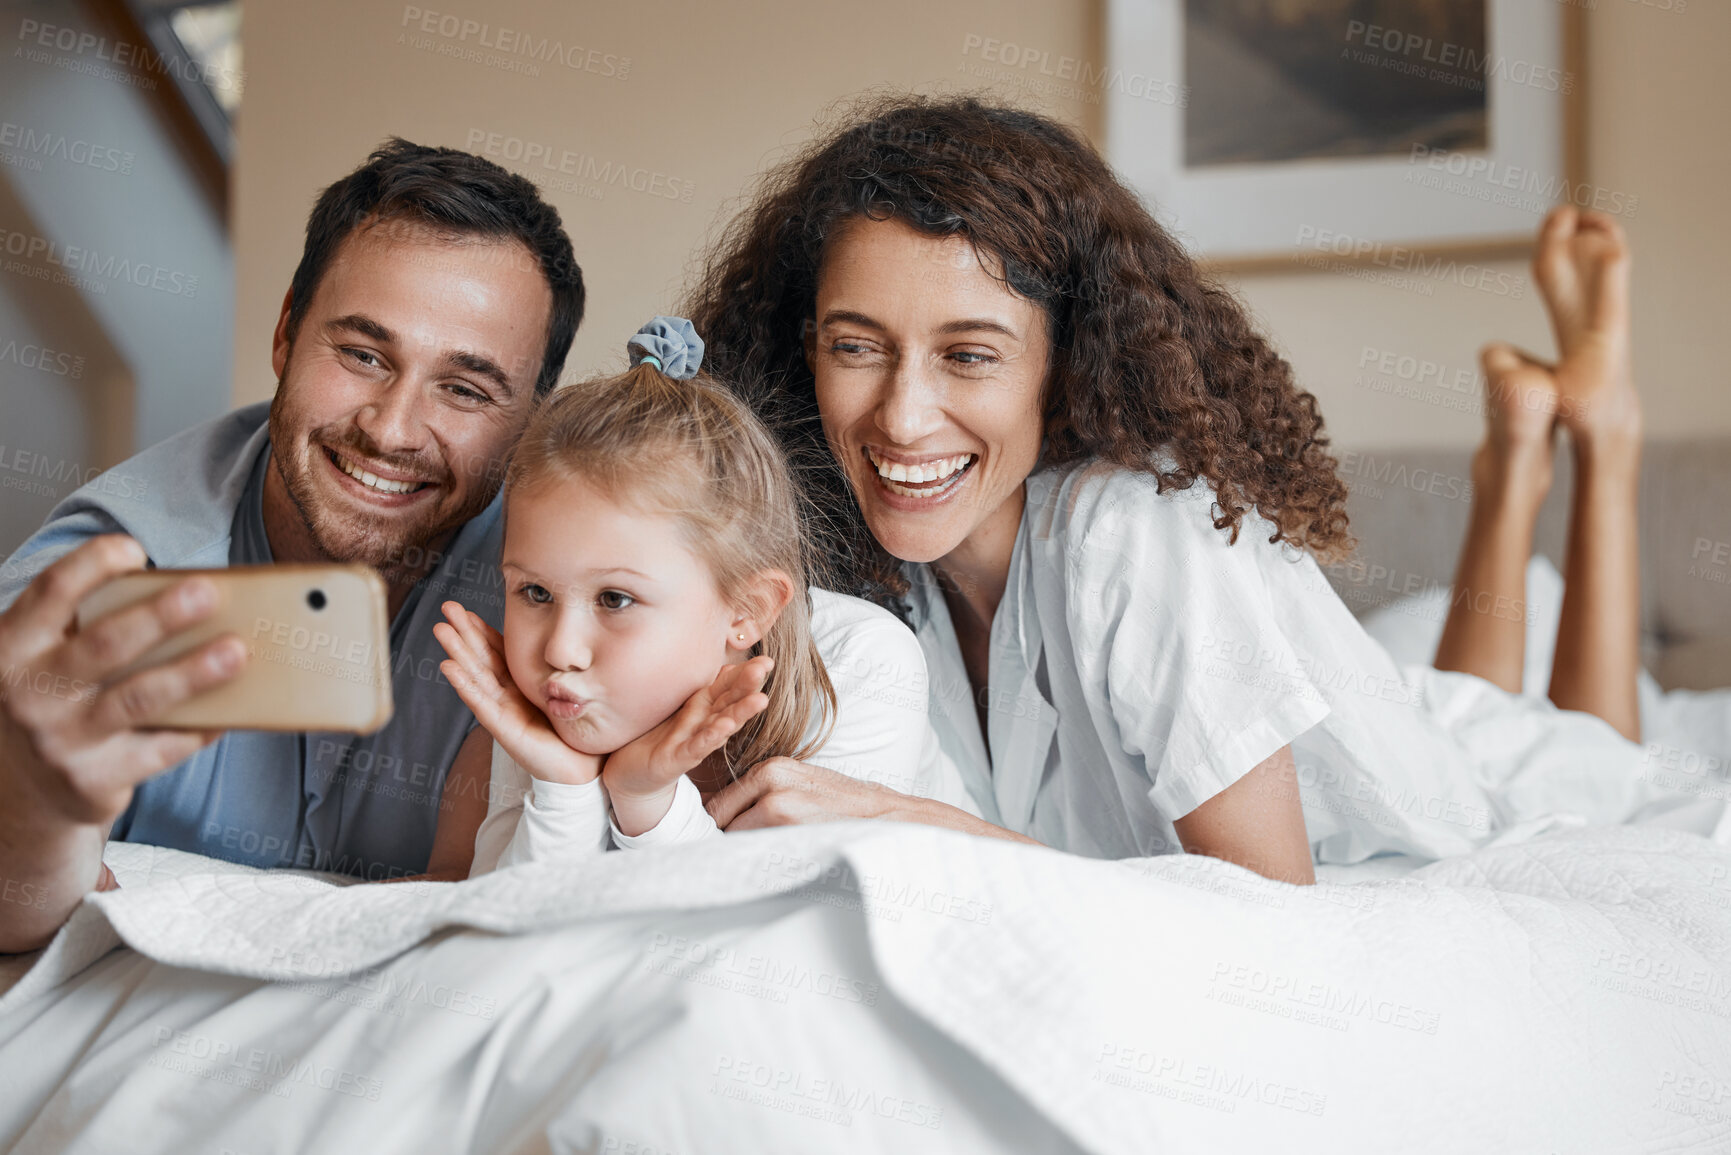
left=430, top=318, right=973, bottom=874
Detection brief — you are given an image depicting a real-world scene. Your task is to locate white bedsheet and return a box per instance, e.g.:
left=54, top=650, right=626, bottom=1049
left=2, top=818, right=1729, bottom=1154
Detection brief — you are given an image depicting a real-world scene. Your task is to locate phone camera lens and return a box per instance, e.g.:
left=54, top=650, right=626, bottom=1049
left=307, top=589, right=327, bottom=611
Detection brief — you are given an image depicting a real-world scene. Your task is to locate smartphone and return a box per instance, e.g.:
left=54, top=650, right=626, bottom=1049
left=74, top=564, right=394, bottom=734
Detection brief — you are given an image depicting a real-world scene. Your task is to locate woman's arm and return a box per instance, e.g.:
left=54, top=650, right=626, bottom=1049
left=705, top=757, right=1039, bottom=844
left=1171, top=744, right=1315, bottom=885
left=705, top=751, right=1317, bottom=886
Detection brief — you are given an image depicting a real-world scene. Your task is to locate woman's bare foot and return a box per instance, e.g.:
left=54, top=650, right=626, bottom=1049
left=1441, top=344, right=1558, bottom=693
left=1531, top=205, right=1642, bottom=448
left=1475, top=341, right=1558, bottom=506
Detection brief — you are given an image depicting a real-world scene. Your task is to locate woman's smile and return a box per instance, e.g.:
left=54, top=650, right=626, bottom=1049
left=862, top=446, right=978, bottom=504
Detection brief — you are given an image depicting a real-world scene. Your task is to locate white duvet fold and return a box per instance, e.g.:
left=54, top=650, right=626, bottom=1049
left=1, top=822, right=1728, bottom=1154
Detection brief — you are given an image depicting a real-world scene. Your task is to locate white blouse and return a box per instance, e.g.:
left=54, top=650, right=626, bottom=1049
left=903, top=459, right=1651, bottom=864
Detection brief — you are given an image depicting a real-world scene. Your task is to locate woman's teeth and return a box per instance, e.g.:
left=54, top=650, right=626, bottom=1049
left=867, top=449, right=974, bottom=483
left=866, top=449, right=975, bottom=498
left=334, top=452, right=425, bottom=495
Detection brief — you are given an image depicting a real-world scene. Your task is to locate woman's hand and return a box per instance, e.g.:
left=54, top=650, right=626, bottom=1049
left=705, top=757, right=1039, bottom=844
left=603, top=656, right=774, bottom=836
left=433, top=601, right=600, bottom=786
left=703, top=757, right=895, bottom=830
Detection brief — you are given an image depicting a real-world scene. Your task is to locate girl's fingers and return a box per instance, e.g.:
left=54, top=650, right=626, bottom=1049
left=432, top=619, right=467, bottom=662
left=679, top=691, right=770, bottom=765
left=433, top=622, right=498, bottom=689
left=693, top=716, right=739, bottom=753
left=463, top=609, right=508, bottom=664
left=722, top=690, right=770, bottom=728
left=708, top=657, right=774, bottom=711
left=443, top=602, right=512, bottom=683
left=440, top=658, right=502, bottom=722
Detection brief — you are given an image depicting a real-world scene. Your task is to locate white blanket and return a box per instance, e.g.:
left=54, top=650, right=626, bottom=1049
left=2, top=820, right=1729, bottom=1154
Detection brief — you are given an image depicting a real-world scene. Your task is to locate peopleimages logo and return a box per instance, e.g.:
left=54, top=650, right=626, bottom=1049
left=1293, top=224, right=1526, bottom=298
left=1408, top=145, right=1639, bottom=219
left=1342, top=19, right=1572, bottom=94
left=0, top=228, right=198, bottom=297
left=16, top=18, right=244, bottom=94
left=960, top=34, right=1186, bottom=106
left=0, top=122, right=134, bottom=174
left=464, top=130, right=694, bottom=202
left=0, top=339, right=85, bottom=379
left=399, top=6, right=630, bottom=79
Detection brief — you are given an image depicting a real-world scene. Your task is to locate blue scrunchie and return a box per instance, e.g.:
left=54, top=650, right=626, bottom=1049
left=627, top=316, right=705, bottom=380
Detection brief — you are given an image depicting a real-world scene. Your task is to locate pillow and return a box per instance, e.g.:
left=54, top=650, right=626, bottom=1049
left=1358, top=555, right=1565, bottom=698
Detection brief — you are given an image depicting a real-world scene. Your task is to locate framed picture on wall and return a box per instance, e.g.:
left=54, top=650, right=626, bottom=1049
left=1104, top=0, right=1580, bottom=265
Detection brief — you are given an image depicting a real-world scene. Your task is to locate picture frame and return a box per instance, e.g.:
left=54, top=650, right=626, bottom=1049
left=1104, top=0, right=1582, bottom=267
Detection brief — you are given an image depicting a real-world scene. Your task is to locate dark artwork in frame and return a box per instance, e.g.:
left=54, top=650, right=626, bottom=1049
left=1184, top=0, right=1490, bottom=169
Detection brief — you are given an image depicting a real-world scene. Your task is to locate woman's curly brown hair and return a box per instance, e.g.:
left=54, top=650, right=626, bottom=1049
left=688, top=94, right=1352, bottom=619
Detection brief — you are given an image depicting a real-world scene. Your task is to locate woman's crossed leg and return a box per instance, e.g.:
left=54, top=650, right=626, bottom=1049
left=1435, top=205, right=1644, bottom=741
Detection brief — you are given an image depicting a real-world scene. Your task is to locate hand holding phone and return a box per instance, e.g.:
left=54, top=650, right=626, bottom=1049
left=0, top=536, right=244, bottom=951
left=75, top=563, right=394, bottom=733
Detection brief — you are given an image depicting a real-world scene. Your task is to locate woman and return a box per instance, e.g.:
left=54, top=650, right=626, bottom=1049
left=691, top=96, right=1663, bottom=882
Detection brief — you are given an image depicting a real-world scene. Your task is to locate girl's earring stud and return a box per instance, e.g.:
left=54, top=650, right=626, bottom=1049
left=737, top=633, right=747, bottom=642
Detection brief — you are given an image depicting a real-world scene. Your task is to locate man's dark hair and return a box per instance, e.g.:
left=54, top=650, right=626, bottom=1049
left=287, top=137, right=584, bottom=397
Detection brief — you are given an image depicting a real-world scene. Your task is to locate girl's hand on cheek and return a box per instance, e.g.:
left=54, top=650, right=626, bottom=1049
left=433, top=601, right=601, bottom=786
left=603, top=655, right=773, bottom=836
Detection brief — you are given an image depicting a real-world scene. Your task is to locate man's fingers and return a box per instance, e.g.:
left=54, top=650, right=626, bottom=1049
left=86, top=633, right=246, bottom=734
left=2, top=535, right=148, bottom=655
left=40, top=726, right=222, bottom=822
left=57, top=573, right=222, bottom=683
left=121, top=727, right=224, bottom=780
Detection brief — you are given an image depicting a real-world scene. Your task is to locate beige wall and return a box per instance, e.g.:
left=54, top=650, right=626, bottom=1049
left=234, top=0, right=1729, bottom=450
left=232, top=0, right=1100, bottom=400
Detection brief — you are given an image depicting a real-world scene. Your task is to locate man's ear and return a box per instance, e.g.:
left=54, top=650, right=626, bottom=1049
left=270, top=287, right=295, bottom=381
left=729, top=568, right=799, bottom=651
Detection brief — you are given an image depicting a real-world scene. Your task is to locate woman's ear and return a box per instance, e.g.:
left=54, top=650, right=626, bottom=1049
left=729, top=568, right=798, bottom=651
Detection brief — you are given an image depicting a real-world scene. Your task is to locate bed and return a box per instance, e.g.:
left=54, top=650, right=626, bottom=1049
left=2, top=809, right=1728, bottom=1154
left=6, top=445, right=1731, bottom=1153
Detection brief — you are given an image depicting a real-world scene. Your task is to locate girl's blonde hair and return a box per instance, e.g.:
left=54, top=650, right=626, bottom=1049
left=504, top=361, right=836, bottom=776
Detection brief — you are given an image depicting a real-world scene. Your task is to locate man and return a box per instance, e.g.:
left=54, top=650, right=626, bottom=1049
left=0, top=139, right=584, bottom=952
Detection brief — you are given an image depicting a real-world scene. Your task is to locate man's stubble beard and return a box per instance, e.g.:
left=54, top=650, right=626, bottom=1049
left=266, top=376, right=503, bottom=586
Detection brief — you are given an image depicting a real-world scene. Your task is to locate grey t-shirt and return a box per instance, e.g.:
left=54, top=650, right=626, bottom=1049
left=0, top=402, right=506, bottom=879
